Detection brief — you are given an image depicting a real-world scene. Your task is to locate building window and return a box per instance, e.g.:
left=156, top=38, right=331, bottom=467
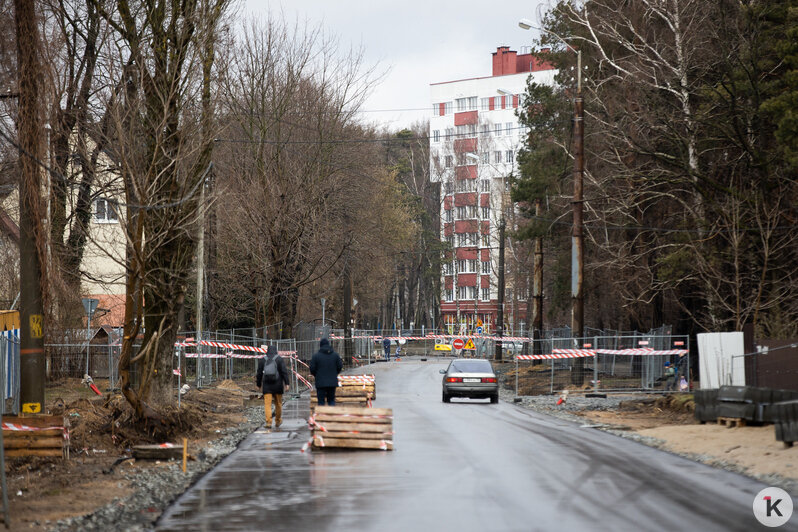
left=457, top=259, right=466, bottom=273
left=495, top=124, right=502, bottom=136
left=466, top=205, right=477, bottom=218
left=458, top=286, right=468, bottom=300
left=444, top=102, right=452, bottom=115
left=444, top=181, right=452, bottom=194
left=445, top=155, right=453, bottom=168
left=445, top=289, right=453, bottom=301
left=456, top=206, right=466, bottom=219
left=468, top=259, right=478, bottom=272
left=433, top=130, right=440, bottom=143
left=482, top=233, right=490, bottom=247
left=481, top=261, right=491, bottom=274
left=481, top=179, right=490, bottom=192
left=506, top=122, right=513, bottom=135
left=494, top=151, right=502, bottom=164
left=468, top=287, right=478, bottom=300
left=445, top=209, right=453, bottom=222
left=457, top=233, right=467, bottom=246
left=93, top=198, right=118, bottom=223
left=445, top=127, right=454, bottom=139
left=446, top=236, right=454, bottom=247
left=455, top=124, right=476, bottom=137
left=468, top=233, right=478, bottom=245
left=506, top=150, right=514, bottom=163
left=482, top=287, right=490, bottom=300
left=481, top=152, right=489, bottom=164
left=481, top=124, right=490, bottom=137
left=455, top=96, right=477, bottom=111
left=481, top=205, right=490, bottom=218
left=480, top=97, right=491, bottom=110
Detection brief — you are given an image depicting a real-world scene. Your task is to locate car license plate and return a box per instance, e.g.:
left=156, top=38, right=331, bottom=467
left=463, top=378, right=480, bottom=383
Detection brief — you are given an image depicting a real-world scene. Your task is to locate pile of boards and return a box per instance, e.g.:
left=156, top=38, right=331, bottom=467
left=310, top=406, right=393, bottom=451
left=310, top=374, right=376, bottom=408
left=338, top=374, right=376, bottom=399
left=2, top=415, right=68, bottom=458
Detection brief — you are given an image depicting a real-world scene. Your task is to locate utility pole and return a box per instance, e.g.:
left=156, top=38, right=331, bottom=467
left=495, top=218, right=506, bottom=361
left=15, top=0, right=46, bottom=414
left=517, top=19, right=586, bottom=382
left=571, top=49, right=585, bottom=385
left=532, top=198, right=544, bottom=354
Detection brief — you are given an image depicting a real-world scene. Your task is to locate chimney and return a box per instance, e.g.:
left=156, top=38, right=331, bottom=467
left=492, top=46, right=518, bottom=76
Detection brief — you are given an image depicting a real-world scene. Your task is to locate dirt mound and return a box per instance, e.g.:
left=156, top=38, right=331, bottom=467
left=655, top=393, right=695, bottom=413
left=217, top=379, right=243, bottom=391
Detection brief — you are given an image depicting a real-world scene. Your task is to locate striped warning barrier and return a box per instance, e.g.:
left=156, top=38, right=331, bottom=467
left=595, top=348, right=688, bottom=356
left=516, top=352, right=595, bottom=360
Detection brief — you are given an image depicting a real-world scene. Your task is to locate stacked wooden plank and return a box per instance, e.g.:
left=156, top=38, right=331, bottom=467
left=2, top=415, right=68, bottom=458
left=310, top=406, right=393, bottom=450
left=338, top=374, right=376, bottom=400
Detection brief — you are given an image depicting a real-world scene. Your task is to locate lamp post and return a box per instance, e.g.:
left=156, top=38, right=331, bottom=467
left=519, top=18, right=584, bottom=344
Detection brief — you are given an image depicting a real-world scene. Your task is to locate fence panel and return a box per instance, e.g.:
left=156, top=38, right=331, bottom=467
left=1, top=330, right=19, bottom=414
left=513, top=335, right=690, bottom=396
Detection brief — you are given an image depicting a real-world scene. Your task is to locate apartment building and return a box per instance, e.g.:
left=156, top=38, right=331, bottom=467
left=430, top=46, right=555, bottom=335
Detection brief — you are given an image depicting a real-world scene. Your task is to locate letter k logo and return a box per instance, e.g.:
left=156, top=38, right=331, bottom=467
left=765, top=496, right=783, bottom=518
left=754, top=487, right=792, bottom=527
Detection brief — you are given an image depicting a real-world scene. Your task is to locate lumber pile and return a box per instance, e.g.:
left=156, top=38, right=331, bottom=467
left=338, top=374, right=376, bottom=400
left=2, top=415, right=68, bottom=458
left=310, top=406, right=393, bottom=451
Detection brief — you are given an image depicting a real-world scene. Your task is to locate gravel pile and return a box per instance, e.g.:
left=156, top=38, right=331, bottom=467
left=48, top=405, right=267, bottom=532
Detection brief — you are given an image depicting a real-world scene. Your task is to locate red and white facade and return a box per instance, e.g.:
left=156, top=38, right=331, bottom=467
left=430, top=46, right=555, bottom=335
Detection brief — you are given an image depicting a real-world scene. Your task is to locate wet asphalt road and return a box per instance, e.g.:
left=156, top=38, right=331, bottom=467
left=156, top=358, right=791, bottom=532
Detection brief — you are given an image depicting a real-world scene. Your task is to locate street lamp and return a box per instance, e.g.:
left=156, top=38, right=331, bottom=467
left=518, top=17, right=584, bottom=345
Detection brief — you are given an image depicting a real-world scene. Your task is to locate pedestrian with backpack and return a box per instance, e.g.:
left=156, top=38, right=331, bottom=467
left=256, top=345, right=290, bottom=429
left=310, top=338, right=343, bottom=406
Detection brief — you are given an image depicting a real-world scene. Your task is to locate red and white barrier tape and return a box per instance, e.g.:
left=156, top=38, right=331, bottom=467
left=2, top=422, right=68, bottom=439
left=294, top=371, right=314, bottom=391
left=517, top=347, right=689, bottom=360
left=516, top=353, right=594, bottom=360
left=595, top=348, right=688, bottom=355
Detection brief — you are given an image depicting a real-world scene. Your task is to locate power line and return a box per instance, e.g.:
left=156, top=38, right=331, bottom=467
left=214, top=125, right=531, bottom=146
left=0, top=127, right=209, bottom=211
left=521, top=213, right=798, bottom=235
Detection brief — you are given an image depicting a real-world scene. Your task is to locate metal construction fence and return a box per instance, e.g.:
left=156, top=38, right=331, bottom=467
left=512, top=335, right=691, bottom=396
left=0, top=330, right=19, bottom=415
left=1, top=325, right=689, bottom=411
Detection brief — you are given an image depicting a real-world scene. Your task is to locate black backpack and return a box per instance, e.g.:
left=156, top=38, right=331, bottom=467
left=262, top=355, right=279, bottom=383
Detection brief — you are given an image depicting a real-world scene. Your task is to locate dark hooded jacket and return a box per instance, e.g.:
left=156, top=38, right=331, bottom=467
left=256, top=345, right=290, bottom=395
left=309, top=338, right=343, bottom=388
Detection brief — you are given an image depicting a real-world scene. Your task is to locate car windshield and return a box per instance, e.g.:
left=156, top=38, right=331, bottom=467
left=450, top=360, right=492, bottom=374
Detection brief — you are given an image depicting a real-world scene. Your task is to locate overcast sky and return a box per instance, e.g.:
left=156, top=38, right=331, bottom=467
left=243, top=1, right=548, bottom=132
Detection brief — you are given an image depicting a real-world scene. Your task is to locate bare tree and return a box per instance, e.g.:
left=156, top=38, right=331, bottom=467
left=92, top=0, right=231, bottom=424
left=213, top=16, right=392, bottom=334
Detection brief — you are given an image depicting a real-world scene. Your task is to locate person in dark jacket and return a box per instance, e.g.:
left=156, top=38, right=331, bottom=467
left=383, top=337, right=391, bottom=361
left=309, top=338, right=343, bottom=406
left=256, top=345, right=290, bottom=429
